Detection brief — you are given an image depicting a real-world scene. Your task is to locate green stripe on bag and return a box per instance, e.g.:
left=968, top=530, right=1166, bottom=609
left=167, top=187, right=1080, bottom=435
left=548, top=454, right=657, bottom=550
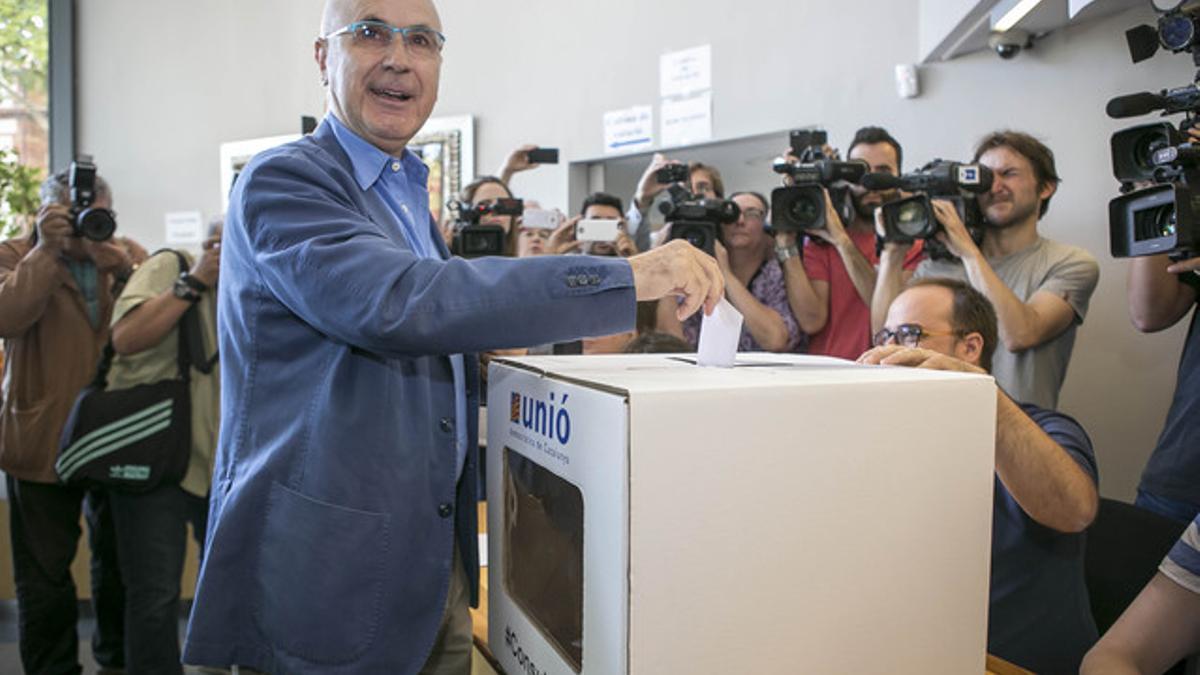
left=56, top=404, right=173, bottom=475
left=58, top=399, right=173, bottom=466
left=57, top=417, right=174, bottom=481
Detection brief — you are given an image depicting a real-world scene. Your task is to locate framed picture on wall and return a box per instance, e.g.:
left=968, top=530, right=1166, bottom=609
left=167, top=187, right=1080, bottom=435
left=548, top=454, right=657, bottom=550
left=218, top=133, right=301, bottom=212
left=409, top=114, right=475, bottom=225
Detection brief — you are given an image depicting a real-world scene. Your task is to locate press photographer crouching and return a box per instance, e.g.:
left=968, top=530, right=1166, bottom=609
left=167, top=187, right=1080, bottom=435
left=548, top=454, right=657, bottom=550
left=658, top=191, right=803, bottom=353
left=99, top=218, right=222, bottom=673
left=860, top=277, right=1099, bottom=674
left=872, top=131, right=1100, bottom=410
left=0, top=160, right=132, bottom=674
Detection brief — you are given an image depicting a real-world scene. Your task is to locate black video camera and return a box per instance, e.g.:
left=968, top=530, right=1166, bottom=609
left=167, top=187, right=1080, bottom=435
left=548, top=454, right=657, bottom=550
left=449, top=198, right=523, bottom=258
left=769, top=129, right=867, bottom=232
left=1106, top=0, right=1200, bottom=259
left=660, top=184, right=740, bottom=256
left=69, top=156, right=116, bottom=242
left=655, top=163, right=690, bottom=185
left=872, top=160, right=993, bottom=259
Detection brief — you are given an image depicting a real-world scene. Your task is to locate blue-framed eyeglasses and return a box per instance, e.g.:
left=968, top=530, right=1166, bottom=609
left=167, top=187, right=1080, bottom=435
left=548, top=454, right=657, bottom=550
left=323, top=20, right=446, bottom=57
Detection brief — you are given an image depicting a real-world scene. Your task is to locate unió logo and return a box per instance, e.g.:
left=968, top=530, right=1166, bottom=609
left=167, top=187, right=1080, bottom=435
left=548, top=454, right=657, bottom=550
left=510, top=390, right=571, bottom=445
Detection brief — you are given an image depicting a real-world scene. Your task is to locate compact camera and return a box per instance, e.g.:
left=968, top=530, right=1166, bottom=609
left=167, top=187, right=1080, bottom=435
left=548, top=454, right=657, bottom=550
left=69, top=156, right=116, bottom=242
left=449, top=198, right=524, bottom=258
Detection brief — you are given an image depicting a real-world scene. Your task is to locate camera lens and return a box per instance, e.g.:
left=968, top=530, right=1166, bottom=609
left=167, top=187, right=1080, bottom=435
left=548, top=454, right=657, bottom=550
left=787, top=194, right=821, bottom=229
left=76, top=208, right=116, bottom=242
left=1133, top=202, right=1177, bottom=242
left=894, top=201, right=931, bottom=238
left=1159, top=14, right=1196, bottom=51
left=1133, top=130, right=1171, bottom=173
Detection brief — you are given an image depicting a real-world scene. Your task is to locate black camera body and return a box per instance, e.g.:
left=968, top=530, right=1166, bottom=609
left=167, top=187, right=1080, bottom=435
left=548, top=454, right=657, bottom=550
left=1107, top=1, right=1200, bottom=259
left=449, top=198, right=523, bottom=258
left=655, top=164, right=691, bottom=185
left=69, top=157, right=116, bottom=242
left=770, top=129, right=867, bottom=232
left=661, top=184, right=740, bottom=256
left=875, top=160, right=992, bottom=259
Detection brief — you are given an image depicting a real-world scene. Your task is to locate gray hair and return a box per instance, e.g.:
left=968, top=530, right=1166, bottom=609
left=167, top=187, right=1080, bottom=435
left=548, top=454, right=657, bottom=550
left=39, top=168, right=112, bottom=207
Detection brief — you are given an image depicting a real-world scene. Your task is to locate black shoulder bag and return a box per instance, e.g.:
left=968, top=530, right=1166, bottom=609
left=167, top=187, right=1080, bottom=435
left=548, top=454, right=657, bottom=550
left=55, top=250, right=202, bottom=492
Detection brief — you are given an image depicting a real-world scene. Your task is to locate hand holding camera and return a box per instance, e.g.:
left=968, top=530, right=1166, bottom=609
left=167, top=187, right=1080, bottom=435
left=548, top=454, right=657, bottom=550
left=802, top=187, right=852, bottom=247
left=85, top=239, right=132, bottom=276
left=930, top=198, right=981, bottom=261
left=33, top=204, right=74, bottom=254
left=634, top=153, right=682, bottom=209
left=191, top=235, right=222, bottom=287
left=548, top=216, right=583, bottom=255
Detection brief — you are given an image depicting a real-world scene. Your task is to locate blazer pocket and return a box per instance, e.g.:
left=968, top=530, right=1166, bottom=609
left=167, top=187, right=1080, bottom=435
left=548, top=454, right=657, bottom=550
left=255, top=481, right=391, bottom=665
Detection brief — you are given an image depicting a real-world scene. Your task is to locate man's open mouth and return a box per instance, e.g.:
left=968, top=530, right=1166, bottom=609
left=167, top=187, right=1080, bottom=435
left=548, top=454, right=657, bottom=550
left=371, top=86, right=414, bottom=102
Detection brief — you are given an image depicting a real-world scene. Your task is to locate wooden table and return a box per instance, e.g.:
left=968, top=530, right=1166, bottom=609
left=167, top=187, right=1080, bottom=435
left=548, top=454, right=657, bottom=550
left=469, top=503, right=1031, bottom=675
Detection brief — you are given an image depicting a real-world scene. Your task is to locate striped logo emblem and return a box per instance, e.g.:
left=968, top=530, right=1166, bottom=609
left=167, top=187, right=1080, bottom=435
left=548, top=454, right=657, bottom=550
left=56, top=399, right=173, bottom=481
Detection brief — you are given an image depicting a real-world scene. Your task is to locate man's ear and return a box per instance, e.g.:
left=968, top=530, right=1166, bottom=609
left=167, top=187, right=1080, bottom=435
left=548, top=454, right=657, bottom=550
left=1038, top=180, right=1057, bottom=203
left=958, top=330, right=985, bottom=367
left=315, top=39, right=329, bottom=86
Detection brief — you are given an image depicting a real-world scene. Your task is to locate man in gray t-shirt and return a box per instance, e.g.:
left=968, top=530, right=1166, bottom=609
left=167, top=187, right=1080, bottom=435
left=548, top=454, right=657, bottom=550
left=873, top=131, right=1099, bottom=409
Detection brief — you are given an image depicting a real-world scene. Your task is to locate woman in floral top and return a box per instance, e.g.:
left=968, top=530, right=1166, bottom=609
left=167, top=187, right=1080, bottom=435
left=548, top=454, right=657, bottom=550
left=663, top=191, right=804, bottom=353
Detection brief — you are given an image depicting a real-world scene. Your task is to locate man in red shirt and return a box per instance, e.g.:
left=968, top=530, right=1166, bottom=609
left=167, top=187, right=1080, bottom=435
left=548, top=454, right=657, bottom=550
left=777, top=127, right=921, bottom=359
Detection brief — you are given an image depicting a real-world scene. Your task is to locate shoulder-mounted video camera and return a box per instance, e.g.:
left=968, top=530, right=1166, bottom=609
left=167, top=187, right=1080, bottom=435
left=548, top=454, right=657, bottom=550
left=769, top=129, right=867, bottom=232
left=1107, top=0, right=1200, bottom=259
left=871, top=160, right=992, bottom=260
left=69, top=156, right=116, bottom=242
left=660, top=184, right=740, bottom=257
left=448, top=198, right=523, bottom=258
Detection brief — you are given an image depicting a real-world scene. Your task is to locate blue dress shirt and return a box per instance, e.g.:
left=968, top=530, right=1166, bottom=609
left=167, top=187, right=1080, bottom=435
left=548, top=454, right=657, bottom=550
left=328, top=114, right=469, bottom=477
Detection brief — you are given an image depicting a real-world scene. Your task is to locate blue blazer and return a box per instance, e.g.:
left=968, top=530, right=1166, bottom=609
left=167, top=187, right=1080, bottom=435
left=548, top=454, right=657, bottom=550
left=183, top=120, right=635, bottom=674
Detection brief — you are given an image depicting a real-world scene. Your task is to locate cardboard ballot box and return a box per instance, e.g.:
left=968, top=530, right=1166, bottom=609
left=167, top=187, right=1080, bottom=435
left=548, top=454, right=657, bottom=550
left=487, top=353, right=997, bottom=675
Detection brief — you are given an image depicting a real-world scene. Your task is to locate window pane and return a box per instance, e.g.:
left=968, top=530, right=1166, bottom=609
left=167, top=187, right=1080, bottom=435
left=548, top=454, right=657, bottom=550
left=0, top=0, right=48, bottom=240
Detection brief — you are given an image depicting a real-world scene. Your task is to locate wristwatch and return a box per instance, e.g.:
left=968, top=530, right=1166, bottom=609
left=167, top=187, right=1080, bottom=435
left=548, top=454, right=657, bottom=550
left=775, top=244, right=800, bottom=263
left=173, top=272, right=207, bottom=303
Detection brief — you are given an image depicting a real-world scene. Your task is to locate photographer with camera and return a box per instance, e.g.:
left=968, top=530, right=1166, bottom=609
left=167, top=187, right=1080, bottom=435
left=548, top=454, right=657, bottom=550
left=625, top=153, right=725, bottom=251
left=776, top=126, right=923, bottom=359
left=101, top=217, right=222, bottom=674
left=0, top=166, right=132, bottom=674
left=872, top=131, right=1099, bottom=410
left=658, top=191, right=802, bottom=353
left=861, top=277, right=1099, bottom=674
left=440, top=175, right=522, bottom=257
left=1128, top=242, right=1200, bottom=525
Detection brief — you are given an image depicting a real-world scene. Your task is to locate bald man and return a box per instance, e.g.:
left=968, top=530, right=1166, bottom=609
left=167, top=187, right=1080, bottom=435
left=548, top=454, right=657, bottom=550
left=182, top=1, right=722, bottom=673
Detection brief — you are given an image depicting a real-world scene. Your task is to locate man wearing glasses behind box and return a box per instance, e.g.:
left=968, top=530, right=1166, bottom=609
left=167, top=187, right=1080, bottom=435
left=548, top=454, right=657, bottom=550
left=181, top=1, right=723, bottom=674
left=860, top=277, right=1099, bottom=674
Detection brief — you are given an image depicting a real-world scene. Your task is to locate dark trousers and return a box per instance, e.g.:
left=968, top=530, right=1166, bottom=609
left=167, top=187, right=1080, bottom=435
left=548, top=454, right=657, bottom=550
left=6, top=476, right=126, bottom=675
left=108, top=484, right=208, bottom=675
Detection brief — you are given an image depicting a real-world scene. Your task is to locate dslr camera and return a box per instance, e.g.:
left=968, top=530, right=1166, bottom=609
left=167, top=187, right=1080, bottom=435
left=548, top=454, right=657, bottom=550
left=1105, top=0, right=1200, bottom=259
left=872, top=160, right=993, bottom=259
left=69, top=156, right=116, bottom=242
left=448, top=198, right=523, bottom=258
left=770, top=129, right=867, bottom=232
left=661, top=184, right=740, bottom=256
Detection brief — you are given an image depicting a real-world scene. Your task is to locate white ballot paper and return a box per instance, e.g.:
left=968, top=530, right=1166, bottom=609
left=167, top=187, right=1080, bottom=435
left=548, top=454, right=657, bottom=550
left=697, top=297, right=743, bottom=368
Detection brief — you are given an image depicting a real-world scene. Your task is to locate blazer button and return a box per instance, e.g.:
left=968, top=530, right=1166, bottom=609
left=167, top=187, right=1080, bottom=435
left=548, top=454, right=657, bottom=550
left=567, top=277, right=578, bottom=288
left=440, top=417, right=453, bottom=433
left=589, top=274, right=601, bottom=285
left=438, top=503, right=453, bottom=518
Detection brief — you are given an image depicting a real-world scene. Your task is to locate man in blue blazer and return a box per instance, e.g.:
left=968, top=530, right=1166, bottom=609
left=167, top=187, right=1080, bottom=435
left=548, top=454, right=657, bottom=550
left=182, top=0, right=723, bottom=673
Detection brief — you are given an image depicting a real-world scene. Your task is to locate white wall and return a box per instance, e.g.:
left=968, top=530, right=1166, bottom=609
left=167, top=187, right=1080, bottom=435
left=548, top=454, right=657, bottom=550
left=77, top=0, right=1193, bottom=501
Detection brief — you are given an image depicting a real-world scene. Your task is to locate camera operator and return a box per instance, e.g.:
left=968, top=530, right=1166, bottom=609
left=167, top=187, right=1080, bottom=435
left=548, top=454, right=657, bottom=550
left=860, top=277, right=1099, bottom=674
left=439, top=175, right=520, bottom=256
left=658, top=191, right=803, bottom=353
left=779, top=126, right=923, bottom=359
left=103, top=217, right=222, bottom=674
left=1128, top=251, right=1200, bottom=523
left=0, top=169, right=132, bottom=673
left=625, top=154, right=725, bottom=251
left=872, top=130, right=1099, bottom=410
